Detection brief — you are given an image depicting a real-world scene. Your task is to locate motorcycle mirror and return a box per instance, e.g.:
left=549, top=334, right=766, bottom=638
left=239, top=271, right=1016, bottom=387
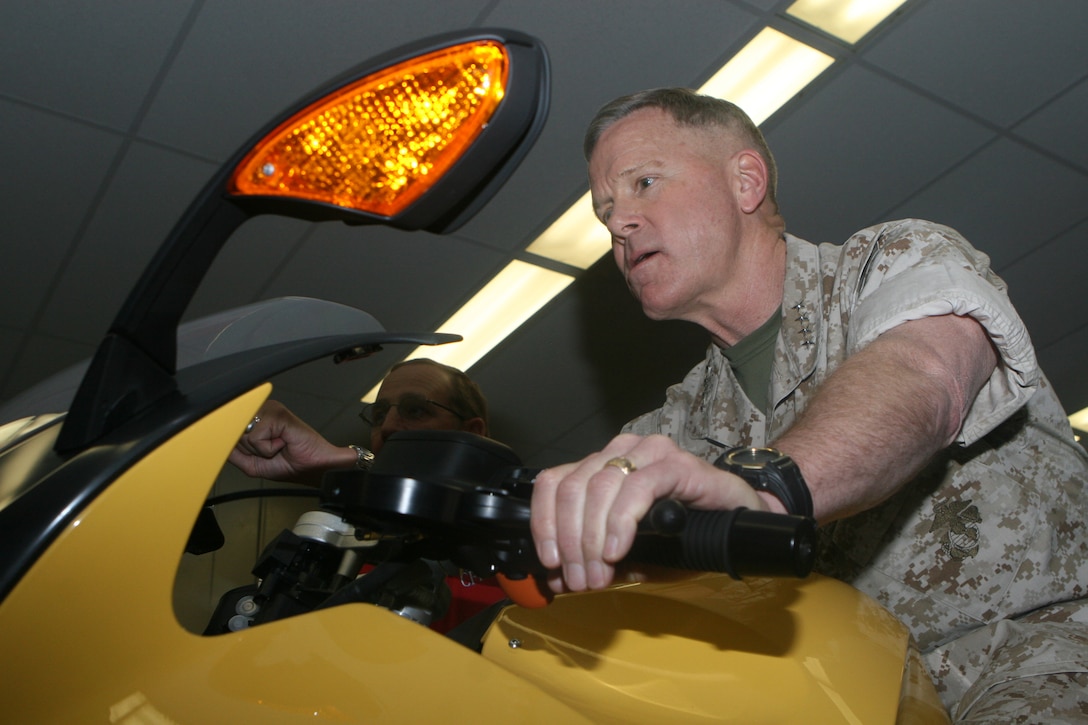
left=55, top=30, right=550, bottom=454
left=228, top=35, right=548, bottom=231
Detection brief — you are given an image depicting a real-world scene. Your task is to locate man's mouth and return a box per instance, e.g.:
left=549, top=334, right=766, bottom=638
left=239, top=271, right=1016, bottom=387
left=632, top=250, right=658, bottom=268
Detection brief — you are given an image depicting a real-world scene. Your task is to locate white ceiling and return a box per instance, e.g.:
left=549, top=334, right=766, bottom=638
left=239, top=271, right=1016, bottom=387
left=2, top=0, right=1086, bottom=467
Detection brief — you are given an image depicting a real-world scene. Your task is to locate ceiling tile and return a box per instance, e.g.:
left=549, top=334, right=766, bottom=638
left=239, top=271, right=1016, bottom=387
left=861, top=0, right=1088, bottom=127
left=0, top=104, right=123, bottom=328
left=884, top=138, right=1088, bottom=269
left=488, top=0, right=762, bottom=105
left=1014, top=77, right=1088, bottom=173
left=38, top=142, right=218, bottom=342
left=0, top=2, right=196, bottom=129
left=767, top=65, right=992, bottom=243
left=1000, top=218, right=1088, bottom=350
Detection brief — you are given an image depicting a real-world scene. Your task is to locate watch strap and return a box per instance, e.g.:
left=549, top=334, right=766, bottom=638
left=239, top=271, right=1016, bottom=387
left=714, top=447, right=814, bottom=518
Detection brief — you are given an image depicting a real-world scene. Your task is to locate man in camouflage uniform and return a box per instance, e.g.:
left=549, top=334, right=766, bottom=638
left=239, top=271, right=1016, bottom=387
left=529, top=88, right=1088, bottom=722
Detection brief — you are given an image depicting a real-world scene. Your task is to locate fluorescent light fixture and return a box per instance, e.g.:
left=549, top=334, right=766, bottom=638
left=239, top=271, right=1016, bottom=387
left=700, top=27, right=834, bottom=125
left=363, top=260, right=574, bottom=400
left=525, top=191, right=610, bottom=269
left=1069, top=407, right=1088, bottom=432
left=787, top=0, right=909, bottom=44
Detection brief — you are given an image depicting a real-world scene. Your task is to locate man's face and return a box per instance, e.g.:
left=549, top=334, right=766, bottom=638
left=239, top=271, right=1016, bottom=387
left=589, top=108, right=750, bottom=326
left=368, top=364, right=467, bottom=453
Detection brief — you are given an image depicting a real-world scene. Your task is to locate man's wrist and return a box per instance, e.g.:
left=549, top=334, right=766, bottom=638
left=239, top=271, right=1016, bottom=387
left=713, top=446, right=814, bottom=518
left=755, top=490, right=789, bottom=515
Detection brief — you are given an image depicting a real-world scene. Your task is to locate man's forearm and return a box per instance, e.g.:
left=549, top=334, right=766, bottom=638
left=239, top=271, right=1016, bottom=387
left=772, top=314, right=998, bottom=523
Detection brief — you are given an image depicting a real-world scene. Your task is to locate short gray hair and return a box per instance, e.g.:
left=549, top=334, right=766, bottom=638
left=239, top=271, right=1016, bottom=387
left=583, top=88, right=779, bottom=209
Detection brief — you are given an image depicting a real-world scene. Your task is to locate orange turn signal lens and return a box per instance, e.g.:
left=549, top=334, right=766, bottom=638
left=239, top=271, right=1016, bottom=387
left=229, top=40, right=509, bottom=217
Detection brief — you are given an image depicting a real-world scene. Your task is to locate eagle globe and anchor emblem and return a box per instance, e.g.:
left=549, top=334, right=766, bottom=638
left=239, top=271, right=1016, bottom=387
left=931, top=499, right=982, bottom=560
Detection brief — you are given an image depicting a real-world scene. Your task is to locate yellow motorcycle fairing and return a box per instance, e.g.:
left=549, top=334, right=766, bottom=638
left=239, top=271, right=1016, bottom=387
left=482, top=572, right=948, bottom=724
left=0, top=386, right=590, bottom=723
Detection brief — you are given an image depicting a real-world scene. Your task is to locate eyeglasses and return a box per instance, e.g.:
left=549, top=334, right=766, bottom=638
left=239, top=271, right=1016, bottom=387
left=359, top=394, right=467, bottom=427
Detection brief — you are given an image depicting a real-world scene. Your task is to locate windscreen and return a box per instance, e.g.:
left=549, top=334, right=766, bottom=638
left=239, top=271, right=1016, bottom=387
left=0, top=297, right=387, bottom=438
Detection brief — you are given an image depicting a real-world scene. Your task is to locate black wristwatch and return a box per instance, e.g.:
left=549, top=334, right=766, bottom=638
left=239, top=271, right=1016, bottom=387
left=713, top=446, right=813, bottom=518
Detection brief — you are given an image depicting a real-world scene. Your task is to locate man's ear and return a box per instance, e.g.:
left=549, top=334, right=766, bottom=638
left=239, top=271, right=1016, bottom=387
left=461, top=417, right=488, bottom=437
left=734, top=149, right=770, bottom=214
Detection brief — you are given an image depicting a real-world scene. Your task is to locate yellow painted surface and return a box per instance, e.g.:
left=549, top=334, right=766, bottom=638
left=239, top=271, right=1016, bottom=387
left=0, top=386, right=589, bottom=723
left=482, top=572, right=948, bottom=724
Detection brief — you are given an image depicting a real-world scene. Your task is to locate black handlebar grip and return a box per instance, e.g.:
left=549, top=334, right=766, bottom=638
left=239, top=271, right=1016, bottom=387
left=632, top=503, right=816, bottom=579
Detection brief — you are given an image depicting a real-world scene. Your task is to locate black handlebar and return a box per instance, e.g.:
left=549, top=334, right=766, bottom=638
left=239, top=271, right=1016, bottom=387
left=208, top=431, right=820, bottom=628
left=634, top=499, right=816, bottom=579
left=323, top=430, right=818, bottom=588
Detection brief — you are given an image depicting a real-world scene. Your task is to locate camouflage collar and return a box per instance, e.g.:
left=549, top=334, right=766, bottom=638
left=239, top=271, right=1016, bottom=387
left=773, top=234, right=822, bottom=399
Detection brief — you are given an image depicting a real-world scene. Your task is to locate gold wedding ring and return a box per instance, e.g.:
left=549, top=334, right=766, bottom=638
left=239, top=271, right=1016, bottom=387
left=604, top=456, right=637, bottom=475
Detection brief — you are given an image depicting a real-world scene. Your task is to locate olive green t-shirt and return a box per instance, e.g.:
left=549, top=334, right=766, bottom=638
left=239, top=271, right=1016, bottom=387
left=720, top=309, right=781, bottom=415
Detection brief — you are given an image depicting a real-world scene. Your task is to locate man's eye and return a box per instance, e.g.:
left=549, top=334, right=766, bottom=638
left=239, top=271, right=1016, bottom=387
left=637, top=176, right=654, bottom=190
left=401, top=400, right=432, bottom=420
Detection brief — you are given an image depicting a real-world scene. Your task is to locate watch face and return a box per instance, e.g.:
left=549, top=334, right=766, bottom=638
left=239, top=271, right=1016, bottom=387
left=719, top=446, right=812, bottom=518
left=728, top=447, right=781, bottom=468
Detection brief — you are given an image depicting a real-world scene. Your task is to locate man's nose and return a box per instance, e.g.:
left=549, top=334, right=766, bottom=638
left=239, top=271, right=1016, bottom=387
left=380, top=407, right=408, bottom=436
left=606, top=206, right=640, bottom=240
left=373, top=410, right=403, bottom=452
